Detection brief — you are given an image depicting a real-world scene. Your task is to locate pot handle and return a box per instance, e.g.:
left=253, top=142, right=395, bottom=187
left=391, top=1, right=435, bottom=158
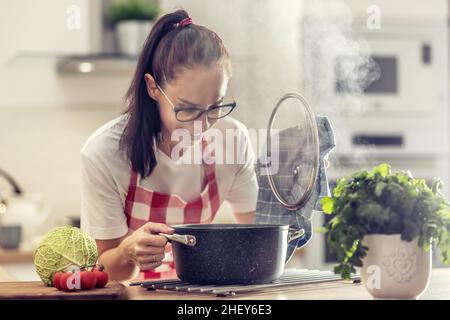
left=159, top=233, right=197, bottom=247
left=288, top=228, right=305, bottom=243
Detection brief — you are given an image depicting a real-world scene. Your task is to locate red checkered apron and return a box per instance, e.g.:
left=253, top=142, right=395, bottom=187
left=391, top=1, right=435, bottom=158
left=124, top=139, right=220, bottom=279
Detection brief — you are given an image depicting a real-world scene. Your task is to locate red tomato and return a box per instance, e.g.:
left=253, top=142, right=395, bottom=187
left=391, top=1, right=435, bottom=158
left=92, top=268, right=109, bottom=288
left=52, top=272, right=63, bottom=290
left=80, top=271, right=97, bottom=290
left=60, top=271, right=81, bottom=292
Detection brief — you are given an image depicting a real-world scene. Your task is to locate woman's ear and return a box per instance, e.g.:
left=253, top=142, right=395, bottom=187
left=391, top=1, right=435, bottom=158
left=144, top=73, right=160, bottom=100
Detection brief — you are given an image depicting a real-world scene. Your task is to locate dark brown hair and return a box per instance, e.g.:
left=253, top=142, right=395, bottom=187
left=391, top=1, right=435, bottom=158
left=120, top=9, right=230, bottom=178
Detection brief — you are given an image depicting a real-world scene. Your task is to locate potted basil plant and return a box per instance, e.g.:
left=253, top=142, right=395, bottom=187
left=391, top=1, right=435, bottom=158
left=108, top=0, right=159, bottom=57
left=320, top=163, right=450, bottom=299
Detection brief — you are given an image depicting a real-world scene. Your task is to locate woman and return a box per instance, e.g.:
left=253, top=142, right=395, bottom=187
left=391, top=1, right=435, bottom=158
left=80, top=10, right=258, bottom=281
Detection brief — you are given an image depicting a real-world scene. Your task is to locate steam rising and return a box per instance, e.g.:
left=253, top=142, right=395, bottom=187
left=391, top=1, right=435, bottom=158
left=300, top=0, right=380, bottom=116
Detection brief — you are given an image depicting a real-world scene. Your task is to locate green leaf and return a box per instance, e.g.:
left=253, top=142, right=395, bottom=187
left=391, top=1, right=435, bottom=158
left=333, top=177, right=348, bottom=197
left=107, top=0, right=159, bottom=25
left=375, top=182, right=386, bottom=197
left=320, top=197, right=335, bottom=214
left=315, top=226, right=329, bottom=234
left=371, top=163, right=391, bottom=178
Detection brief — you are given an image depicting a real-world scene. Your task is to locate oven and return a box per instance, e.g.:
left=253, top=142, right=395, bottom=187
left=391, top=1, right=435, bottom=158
left=333, top=29, right=436, bottom=116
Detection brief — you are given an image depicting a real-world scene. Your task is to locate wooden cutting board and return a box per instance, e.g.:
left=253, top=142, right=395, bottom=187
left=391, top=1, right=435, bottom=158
left=0, top=281, right=129, bottom=300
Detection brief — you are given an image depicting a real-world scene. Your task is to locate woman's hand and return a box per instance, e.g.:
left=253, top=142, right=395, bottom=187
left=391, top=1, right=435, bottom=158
left=119, top=222, right=174, bottom=271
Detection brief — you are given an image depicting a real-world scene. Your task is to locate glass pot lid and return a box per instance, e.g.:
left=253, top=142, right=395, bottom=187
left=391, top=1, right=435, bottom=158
left=264, top=93, right=320, bottom=210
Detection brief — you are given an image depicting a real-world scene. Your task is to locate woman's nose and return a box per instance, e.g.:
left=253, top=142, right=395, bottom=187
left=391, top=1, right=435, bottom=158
left=200, top=114, right=214, bottom=131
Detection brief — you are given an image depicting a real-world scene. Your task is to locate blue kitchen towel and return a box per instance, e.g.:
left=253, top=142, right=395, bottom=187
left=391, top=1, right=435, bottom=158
left=254, top=115, right=336, bottom=263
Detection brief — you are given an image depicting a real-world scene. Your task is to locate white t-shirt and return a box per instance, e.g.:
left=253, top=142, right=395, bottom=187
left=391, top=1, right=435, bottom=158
left=80, top=115, right=258, bottom=240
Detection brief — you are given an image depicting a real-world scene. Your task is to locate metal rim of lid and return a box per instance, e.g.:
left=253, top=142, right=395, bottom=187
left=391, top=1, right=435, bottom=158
left=265, top=92, right=320, bottom=210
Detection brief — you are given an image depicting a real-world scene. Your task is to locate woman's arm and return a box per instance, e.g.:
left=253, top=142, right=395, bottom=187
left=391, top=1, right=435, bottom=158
left=96, top=231, right=139, bottom=282
left=96, top=222, right=174, bottom=282
left=234, top=211, right=255, bottom=224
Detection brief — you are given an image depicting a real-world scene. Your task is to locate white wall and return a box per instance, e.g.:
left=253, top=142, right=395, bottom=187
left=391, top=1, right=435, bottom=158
left=342, top=0, right=448, bottom=26
left=0, top=0, right=129, bottom=222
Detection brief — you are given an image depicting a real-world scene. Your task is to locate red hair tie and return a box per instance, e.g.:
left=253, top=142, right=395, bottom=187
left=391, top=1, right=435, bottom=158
left=179, top=17, right=193, bottom=28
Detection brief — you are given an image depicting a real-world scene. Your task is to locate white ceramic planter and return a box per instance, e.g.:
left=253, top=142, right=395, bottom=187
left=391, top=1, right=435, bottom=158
left=360, top=234, right=431, bottom=299
left=116, top=20, right=154, bottom=57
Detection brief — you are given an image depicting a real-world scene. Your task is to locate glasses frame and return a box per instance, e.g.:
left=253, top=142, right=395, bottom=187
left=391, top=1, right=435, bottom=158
left=156, top=83, right=237, bottom=122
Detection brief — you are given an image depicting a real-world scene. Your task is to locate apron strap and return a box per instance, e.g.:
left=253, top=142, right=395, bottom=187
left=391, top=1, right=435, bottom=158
left=129, top=170, right=140, bottom=187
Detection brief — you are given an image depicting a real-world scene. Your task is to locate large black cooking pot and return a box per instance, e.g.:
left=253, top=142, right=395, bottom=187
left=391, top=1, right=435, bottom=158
left=161, top=224, right=304, bottom=285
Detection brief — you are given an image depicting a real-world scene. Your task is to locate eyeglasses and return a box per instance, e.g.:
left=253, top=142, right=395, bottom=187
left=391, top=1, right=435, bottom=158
left=156, top=83, right=237, bottom=122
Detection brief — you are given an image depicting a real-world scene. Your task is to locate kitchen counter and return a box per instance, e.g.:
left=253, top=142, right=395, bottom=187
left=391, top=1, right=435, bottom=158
left=124, top=268, right=450, bottom=300
left=0, top=249, right=34, bottom=264
left=1, top=267, right=448, bottom=299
